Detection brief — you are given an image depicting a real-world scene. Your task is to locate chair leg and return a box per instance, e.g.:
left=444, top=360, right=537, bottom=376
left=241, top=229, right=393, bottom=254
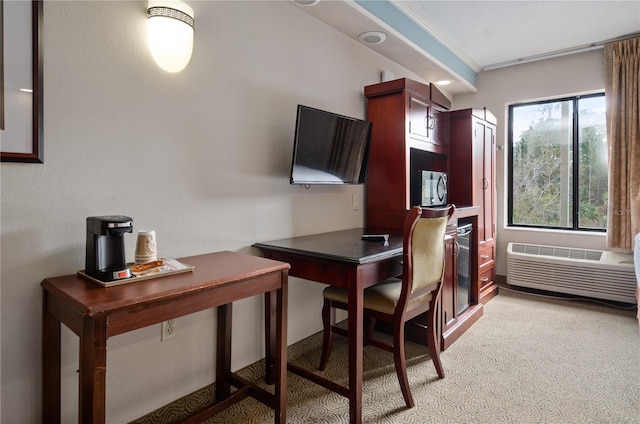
left=426, top=306, right=445, bottom=379
left=318, top=299, right=335, bottom=371
left=364, top=315, right=376, bottom=346
left=393, top=320, right=414, bottom=408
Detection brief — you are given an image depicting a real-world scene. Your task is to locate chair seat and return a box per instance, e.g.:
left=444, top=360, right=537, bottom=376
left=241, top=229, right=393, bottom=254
left=323, top=279, right=433, bottom=315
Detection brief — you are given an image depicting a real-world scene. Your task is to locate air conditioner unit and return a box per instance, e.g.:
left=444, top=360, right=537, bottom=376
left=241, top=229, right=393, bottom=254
left=507, top=242, right=637, bottom=304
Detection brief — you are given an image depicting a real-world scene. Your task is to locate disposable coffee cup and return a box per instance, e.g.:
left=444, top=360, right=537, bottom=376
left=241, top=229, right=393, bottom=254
left=135, top=230, right=158, bottom=264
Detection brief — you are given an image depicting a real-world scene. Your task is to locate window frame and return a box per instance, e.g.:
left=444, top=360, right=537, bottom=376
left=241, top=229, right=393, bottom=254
left=507, top=92, right=607, bottom=232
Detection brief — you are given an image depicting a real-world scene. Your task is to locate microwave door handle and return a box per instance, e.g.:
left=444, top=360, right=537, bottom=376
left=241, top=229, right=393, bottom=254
left=431, top=177, right=437, bottom=203
left=437, top=176, right=446, bottom=202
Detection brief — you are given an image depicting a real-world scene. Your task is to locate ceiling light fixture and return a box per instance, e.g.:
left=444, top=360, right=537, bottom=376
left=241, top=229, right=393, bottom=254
left=435, top=80, right=452, bottom=86
left=358, top=31, right=386, bottom=45
left=147, top=0, right=195, bottom=73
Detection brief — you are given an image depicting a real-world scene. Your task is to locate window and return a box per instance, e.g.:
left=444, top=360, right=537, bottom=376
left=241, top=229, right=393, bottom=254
left=508, top=93, right=608, bottom=231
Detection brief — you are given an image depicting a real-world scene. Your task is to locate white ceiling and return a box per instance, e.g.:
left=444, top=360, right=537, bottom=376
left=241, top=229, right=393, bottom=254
left=291, top=0, right=640, bottom=95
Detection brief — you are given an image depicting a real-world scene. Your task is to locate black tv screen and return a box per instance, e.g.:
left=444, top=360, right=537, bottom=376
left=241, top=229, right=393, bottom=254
left=290, top=105, right=372, bottom=185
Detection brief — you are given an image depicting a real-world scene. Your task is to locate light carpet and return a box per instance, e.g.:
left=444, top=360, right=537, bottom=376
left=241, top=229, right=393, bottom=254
left=135, top=288, right=640, bottom=424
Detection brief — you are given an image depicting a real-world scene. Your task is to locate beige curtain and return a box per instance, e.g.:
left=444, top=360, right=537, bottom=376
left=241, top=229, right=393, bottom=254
left=604, top=37, right=640, bottom=250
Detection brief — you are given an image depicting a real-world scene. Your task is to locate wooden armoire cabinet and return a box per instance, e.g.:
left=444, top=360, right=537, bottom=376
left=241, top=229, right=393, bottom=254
left=448, top=108, right=498, bottom=303
left=364, top=78, right=490, bottom=350
left=364, top=78, right=451, bottom=231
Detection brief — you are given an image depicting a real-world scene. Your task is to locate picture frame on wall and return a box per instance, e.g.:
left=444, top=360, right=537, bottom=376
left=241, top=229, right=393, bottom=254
left=1, top=0, right=43, bottom=163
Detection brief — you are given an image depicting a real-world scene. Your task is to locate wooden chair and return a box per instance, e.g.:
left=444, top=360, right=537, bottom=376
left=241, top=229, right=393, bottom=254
left=318, top=204, right=455, bottom=408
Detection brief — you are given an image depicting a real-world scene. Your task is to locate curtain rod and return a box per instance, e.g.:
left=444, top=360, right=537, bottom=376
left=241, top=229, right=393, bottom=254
left=482, top=32, right=640, bottom=71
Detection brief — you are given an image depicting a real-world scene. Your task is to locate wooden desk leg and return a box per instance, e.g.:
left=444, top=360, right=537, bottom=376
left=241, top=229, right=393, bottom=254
left=42, top=293, right=61, bottom=424
left=264, top=291, right=277, bottom=385
left=347, top=273, right=364, bottom=424
left=216, top=303, right=232, bottom=400
left=274, top=271, right=288, bottom=424
left=79, top=315, right=107, bottom=423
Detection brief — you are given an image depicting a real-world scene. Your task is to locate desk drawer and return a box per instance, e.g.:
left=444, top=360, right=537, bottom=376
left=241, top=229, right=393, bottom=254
left=479, top=245, right=494, bottom=268
left=479, top=266, right=495, bottom=291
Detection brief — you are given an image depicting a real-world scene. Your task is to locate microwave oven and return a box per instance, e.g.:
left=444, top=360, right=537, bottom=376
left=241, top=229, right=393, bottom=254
left=421, top=171, right=448, bottom=206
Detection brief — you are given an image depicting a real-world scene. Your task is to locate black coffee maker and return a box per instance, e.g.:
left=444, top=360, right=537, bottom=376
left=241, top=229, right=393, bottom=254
left=85, top=215, right=133, bottom=282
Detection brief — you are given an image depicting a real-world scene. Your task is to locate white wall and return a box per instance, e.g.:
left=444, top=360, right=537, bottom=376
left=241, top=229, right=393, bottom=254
left=0, top=1, right=424, bottom=422
left=452, top=49, right=609, bottom=275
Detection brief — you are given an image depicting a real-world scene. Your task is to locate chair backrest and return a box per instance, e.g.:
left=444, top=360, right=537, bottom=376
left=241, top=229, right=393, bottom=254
left=398, top=205, right=455, bottom=313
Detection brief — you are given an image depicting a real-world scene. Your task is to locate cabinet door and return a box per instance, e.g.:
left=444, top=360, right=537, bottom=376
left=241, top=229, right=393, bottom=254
left=408, top=95, right=429, bottom=142
left=483, top=124, right=496, bottom=244
left=472, top=121, right=487, bottom=242
left=430, top=105, right=447, bottom=147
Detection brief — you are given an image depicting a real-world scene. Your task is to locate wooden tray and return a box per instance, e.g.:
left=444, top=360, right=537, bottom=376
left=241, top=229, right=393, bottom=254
left=78, top=258, right=194, bottom=287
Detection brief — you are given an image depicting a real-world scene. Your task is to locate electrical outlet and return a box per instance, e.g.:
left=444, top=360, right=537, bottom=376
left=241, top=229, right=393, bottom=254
left=352, top=194, right=359, bottom=211
left=161, top=319, right=176, bottom=341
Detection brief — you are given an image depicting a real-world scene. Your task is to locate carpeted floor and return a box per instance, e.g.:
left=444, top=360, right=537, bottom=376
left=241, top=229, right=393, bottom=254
left=136, top=287, right=640, bottom=424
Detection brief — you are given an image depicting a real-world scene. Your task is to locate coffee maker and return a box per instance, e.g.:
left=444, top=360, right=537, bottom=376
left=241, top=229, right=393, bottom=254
left=85, top=215, right=133, bottom=282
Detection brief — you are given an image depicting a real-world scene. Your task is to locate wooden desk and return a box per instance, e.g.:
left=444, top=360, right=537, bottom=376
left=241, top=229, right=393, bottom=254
left=41, top=251, right=289, bottom=424
left=255, top=228, right=403, bottom=424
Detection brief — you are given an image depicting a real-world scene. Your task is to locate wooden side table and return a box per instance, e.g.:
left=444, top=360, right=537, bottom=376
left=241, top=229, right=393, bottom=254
left=41, top=251, right=289, bottom=423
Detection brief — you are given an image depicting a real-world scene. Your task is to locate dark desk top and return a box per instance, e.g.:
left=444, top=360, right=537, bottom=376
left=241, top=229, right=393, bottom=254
left=254, top=207, right=479, bottom=266
left=254, top=228, right=403, bottom=265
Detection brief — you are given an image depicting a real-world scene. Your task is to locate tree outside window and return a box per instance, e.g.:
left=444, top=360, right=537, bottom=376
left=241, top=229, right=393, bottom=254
left=508, top=93, right=608, bottom=231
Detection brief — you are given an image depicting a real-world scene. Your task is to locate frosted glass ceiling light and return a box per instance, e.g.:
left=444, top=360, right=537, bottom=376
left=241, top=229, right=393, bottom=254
left=147, top=0, right=194, bottom=73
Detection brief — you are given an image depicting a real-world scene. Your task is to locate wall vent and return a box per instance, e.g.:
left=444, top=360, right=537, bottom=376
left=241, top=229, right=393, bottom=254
left=507, top=242, right=637, bottom=304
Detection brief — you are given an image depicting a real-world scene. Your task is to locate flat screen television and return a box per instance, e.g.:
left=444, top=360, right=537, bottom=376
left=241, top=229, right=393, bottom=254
left=290, top=105, right=372, bottom=185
